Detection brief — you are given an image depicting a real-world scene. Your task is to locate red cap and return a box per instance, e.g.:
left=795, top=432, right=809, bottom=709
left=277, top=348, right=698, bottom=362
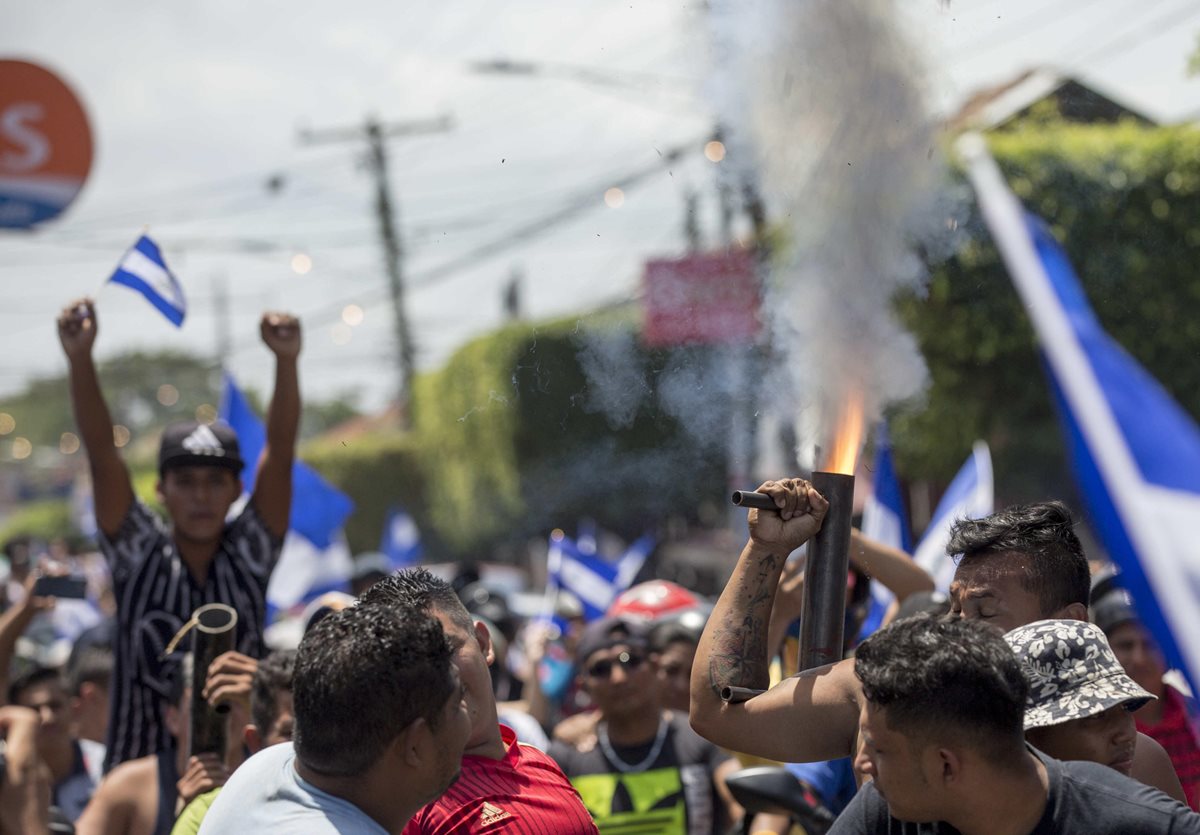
left=607, top=580, right=699, bottom=621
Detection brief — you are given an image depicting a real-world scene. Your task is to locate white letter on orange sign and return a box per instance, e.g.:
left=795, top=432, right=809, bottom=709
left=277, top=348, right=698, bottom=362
left=1, top=103, right=50, bottom=172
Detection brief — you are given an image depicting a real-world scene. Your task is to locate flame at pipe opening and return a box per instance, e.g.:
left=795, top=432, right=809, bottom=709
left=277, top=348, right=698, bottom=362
left=822, top=389, right=865, bottom=475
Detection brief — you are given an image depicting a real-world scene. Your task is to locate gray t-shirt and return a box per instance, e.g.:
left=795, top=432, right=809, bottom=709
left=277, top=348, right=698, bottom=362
left=829, top=749, right=1200, bottom=835
left=197, top=743, right=387, bottom=835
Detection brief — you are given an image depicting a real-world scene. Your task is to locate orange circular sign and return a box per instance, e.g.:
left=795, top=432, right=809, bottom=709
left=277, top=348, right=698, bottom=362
left=0, top=59, right=93, bottom=228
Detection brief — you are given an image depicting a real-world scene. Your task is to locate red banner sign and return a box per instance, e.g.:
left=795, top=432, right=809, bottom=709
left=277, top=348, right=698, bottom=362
left=642, top=249, right=760, bottom=347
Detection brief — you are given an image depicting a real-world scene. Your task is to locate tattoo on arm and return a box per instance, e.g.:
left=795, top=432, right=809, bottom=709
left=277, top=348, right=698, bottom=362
left=708, top=552, right=780, bottom=696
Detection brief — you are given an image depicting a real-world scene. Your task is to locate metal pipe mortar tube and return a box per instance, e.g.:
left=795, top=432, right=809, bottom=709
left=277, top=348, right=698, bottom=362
left=189, top=603, right=238, bottom=758
left=797, top=471, right=855, bottom=674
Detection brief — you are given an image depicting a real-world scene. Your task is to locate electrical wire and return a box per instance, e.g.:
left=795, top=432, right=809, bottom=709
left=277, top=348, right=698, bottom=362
left=1069, top=0, right=1200, bottom=66
left=217, top=137, right=706, bottom=359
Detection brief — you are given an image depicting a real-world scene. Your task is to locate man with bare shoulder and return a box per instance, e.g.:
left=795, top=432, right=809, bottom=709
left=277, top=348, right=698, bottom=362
left=689, top=479, right=1185, bottom=802
left=829, top=616, right=1200, bottom=834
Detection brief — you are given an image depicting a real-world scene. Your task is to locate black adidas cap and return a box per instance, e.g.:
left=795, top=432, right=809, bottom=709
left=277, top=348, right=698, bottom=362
left=158, top=421, right=244, bottom=474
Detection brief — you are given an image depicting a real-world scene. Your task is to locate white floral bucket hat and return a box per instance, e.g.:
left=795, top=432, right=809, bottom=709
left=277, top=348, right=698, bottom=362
left=1004, top=619, right=1155, bottom=730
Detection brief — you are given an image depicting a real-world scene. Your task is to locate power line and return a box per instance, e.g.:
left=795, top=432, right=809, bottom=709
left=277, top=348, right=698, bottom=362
left=1069, top=0, right=1200, bottom=66
left=948, top=0, right=1097, bottom=64
left=222, top=136, right=706, bottom=360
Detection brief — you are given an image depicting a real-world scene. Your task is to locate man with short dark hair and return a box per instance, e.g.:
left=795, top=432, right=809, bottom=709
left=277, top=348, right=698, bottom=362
left=246, top=649, right=296, bottom=754
left=830, top=616, right=1200, bottom=834
left=689, top=479, right=1183, bottom=800
left=58, top=299, right=301, bottom=771
left=361, top=569, right=598, bottom=835
left=1096, top=587, right=1200, bottom=810
left=648, top=620, right=702, bottom=715
left=197, top=603, right=471, bottom=834
left=66, top=647, right=112, bottom=747
left=945, top=500, right=1090, bottom=630
left=550, top=616, right=738, bottom=835
left=7, top=666, right=104, bottom=824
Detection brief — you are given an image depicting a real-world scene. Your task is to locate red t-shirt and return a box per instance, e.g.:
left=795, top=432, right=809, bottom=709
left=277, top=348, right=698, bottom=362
left=404, top=724, right=599, bottom=835
left=1136, top=685, right=1200, bottom=811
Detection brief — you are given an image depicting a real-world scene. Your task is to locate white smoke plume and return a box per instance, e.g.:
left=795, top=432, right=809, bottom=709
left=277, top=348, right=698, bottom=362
left=704, top=0, right=954, bottom=468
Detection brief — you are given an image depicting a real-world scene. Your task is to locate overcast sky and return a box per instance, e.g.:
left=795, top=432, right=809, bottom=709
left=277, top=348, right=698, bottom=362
left=3, top=0, right=1199, bottom=416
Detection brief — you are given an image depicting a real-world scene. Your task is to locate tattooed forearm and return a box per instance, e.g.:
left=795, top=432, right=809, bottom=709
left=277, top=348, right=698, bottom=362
left=706, top=550, right=781, bottom=696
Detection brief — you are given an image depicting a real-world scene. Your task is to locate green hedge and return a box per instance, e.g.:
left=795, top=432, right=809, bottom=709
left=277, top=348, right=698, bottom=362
left=0, top=499, right=78, bottom=544
left=411, top=317, right=728, bottom=555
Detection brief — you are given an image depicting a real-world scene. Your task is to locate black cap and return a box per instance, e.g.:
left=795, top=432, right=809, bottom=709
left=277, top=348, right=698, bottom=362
left=575, top=616, right=649, bottom=666
left=1092, top=588, right=1139, bottom=635
left=158, top=421, right=244, bottom=474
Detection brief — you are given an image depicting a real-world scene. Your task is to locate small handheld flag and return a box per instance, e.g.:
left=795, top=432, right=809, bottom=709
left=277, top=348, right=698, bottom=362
left=380, top=507, right=423, bottom=569
left=107, top=234, right=187, bottom=326
left=543, top=530, right=654, bottom=622
left=857, top=423, right=913, bottom=639
left=912, top=441, right=994, bottom=591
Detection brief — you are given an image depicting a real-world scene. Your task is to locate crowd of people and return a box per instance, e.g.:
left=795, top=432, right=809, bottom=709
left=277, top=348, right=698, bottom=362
left=0, top=301, right=1198, bottom=834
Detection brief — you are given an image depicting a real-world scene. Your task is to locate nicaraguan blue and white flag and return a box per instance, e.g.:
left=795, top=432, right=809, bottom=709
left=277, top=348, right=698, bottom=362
left=544, top=531, right=654, bottom=622
left=960, top=134, right=1200, bottom=690
left=219, top=373, right=354, bottom=551
left=107, top=234, right=187, bottom=326
left=857, top=423, right=913, bottom=639
left=218, top=374, right=355, bottom=612
left=267, top=531, right=353, bottom=614
left=380, top=507, right=422, bottom=569
left=912, top=441, right=994, bottom=591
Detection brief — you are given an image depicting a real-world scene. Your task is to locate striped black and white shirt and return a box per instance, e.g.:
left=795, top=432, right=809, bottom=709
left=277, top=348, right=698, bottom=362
left=98, top=500, right=281, bottom=772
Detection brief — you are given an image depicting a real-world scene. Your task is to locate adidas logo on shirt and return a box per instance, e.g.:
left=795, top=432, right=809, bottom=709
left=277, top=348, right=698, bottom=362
left=480, top=802, right=512, bottom=827
left=181, top=424, right=225, bottom=456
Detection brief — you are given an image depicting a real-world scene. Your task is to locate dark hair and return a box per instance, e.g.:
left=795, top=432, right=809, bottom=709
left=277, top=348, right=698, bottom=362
left=360, top=567, right=475, bottom=635
left=66, top=647, right=113, bottom=697
left=8, top=666, right=63, bottom=706
left=854, top=616, right=1028, bottom=763
left=251, top=650, right=296, bottom=735
left=292, top=602, right=456, bottom=777
left=947, top=501, right=1089, bottom=616
left=648, top=621, right=700, bottom=655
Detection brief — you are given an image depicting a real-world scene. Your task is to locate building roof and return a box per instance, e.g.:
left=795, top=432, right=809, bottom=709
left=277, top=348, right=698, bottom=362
left=947, top=67, right=1157, bottom=132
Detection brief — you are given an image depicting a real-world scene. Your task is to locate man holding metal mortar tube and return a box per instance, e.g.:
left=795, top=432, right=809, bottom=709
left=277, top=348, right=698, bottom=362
left=56, top=299, right=302, bottom=774
left=691, top=480, right=1187, bottom=805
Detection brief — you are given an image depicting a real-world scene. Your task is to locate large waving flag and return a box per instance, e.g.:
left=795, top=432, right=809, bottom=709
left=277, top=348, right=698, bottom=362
left=219, top=374, right=356, bottom=611
left=857, top=423, right=913, bottom=639
left=219, top=374, right=354, bottom=548
left=960, top=134, right=1200, bottom=690
left=912, top=441, right=994, bottom=591
left=107, top=234, right=187, bottom=326
left=544, top=530, right=653, bottom=622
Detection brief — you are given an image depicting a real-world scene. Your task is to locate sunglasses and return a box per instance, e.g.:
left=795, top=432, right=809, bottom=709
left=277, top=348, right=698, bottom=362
left=586, top=650, right=645, bottom=679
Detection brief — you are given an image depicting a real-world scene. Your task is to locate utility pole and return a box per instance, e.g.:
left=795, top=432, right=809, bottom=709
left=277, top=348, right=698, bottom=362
left=683, top=190, right=701, bottom=253
left=502, top=267, right=523, bottom=322
left=299, top=114, right=452, bottom=427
